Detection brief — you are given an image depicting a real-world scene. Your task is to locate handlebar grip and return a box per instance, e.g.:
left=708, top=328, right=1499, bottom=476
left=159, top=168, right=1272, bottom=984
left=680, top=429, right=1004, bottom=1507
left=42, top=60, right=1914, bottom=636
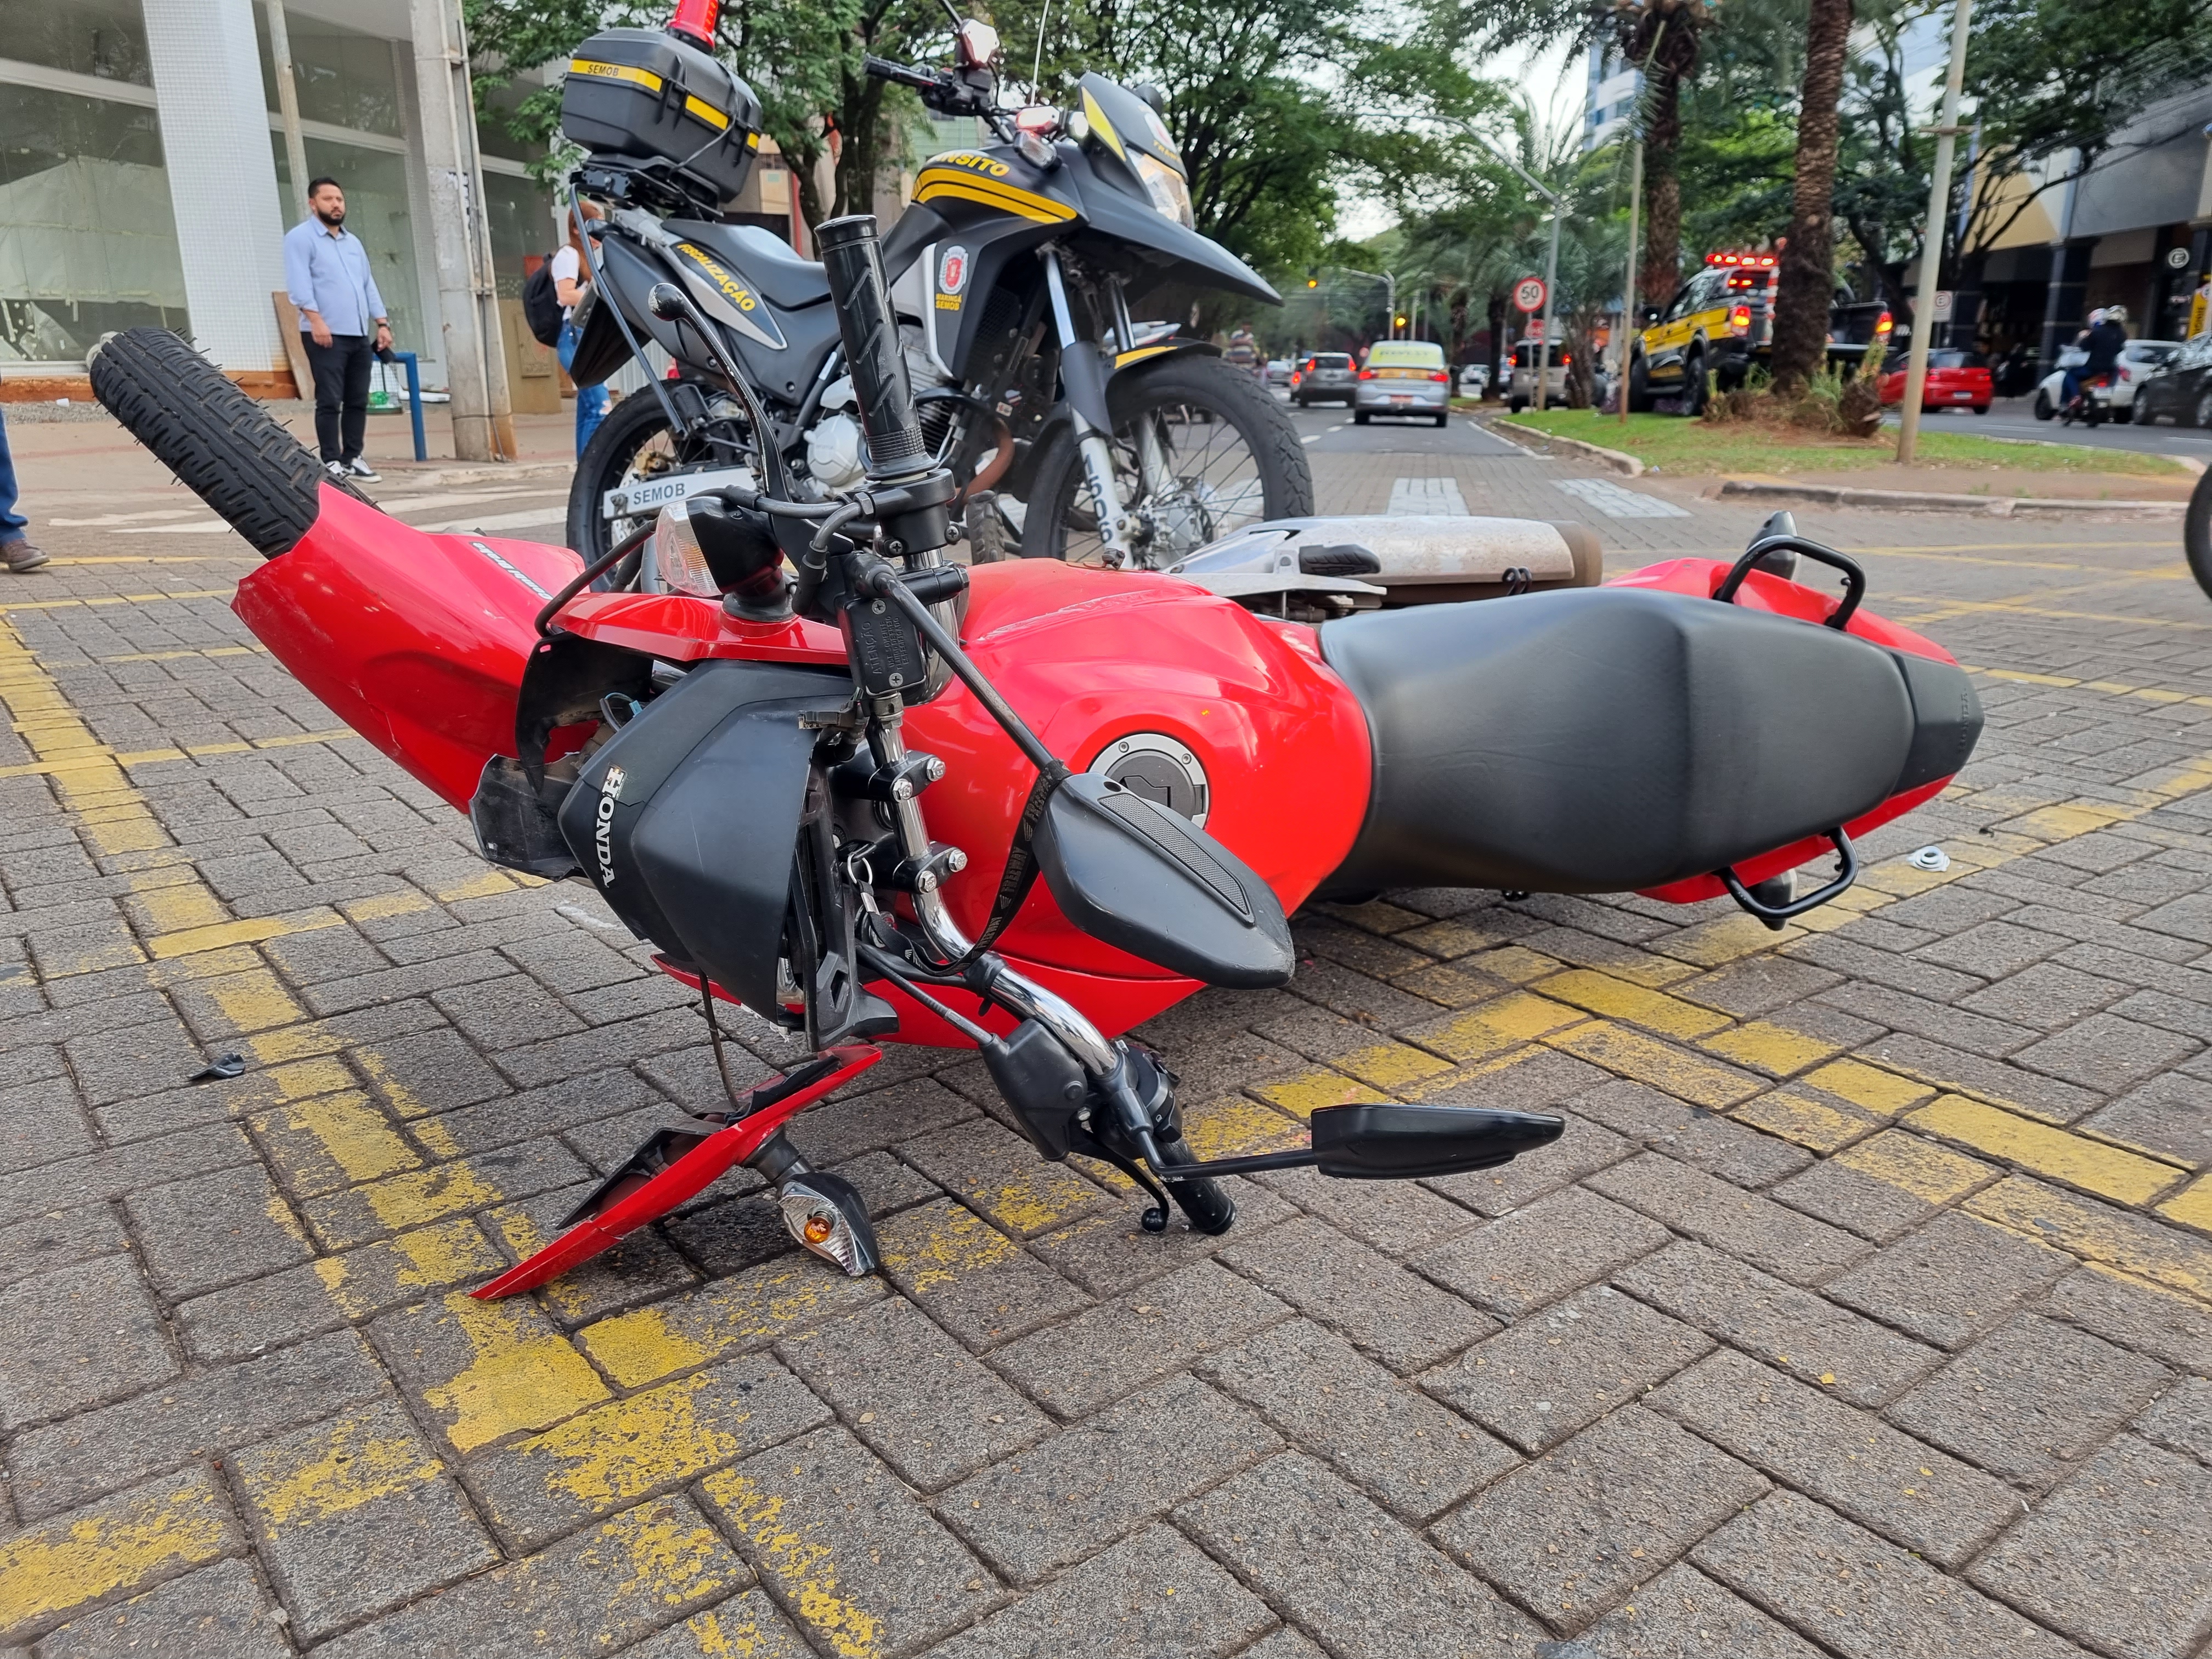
left=815, top=216, right=930, bottom=483
left=863, top=55, right=936, bottom=89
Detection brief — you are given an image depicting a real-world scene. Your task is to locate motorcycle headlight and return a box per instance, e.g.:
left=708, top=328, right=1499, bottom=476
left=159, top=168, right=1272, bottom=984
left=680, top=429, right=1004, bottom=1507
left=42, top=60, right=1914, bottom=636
left=1132, top=153, right=1194, bottom=228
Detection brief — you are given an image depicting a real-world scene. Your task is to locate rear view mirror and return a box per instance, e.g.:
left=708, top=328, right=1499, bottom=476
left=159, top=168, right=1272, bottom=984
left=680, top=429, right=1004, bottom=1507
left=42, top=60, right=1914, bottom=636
left=1312, top=1103, right=1564, bottom=1178
left=1033, top=773, right=1293, bottom=988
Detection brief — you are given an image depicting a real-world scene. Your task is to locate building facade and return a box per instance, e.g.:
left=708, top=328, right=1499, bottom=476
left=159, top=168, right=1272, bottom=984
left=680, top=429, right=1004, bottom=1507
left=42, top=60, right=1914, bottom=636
left=0, top=0, right=799, bottom=397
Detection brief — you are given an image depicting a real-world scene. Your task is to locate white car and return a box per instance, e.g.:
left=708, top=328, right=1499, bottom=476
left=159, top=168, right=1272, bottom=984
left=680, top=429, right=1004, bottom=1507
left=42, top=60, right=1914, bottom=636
left=2033, top=339, right=2182, bottom=417
left=1458, top=364, right=1489, bottom=396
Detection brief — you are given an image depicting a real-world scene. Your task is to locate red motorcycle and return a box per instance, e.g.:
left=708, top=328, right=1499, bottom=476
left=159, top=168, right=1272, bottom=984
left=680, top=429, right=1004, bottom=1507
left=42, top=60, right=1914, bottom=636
left=89, top=216, right=1978, bottom=1295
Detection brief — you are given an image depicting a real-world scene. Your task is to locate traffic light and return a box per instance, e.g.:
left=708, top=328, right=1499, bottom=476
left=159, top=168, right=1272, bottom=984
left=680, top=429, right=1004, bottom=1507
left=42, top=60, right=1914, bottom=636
left=1395, top=314, right=1408, bottom=328
left=1305, top=267, right=1319, bottom=289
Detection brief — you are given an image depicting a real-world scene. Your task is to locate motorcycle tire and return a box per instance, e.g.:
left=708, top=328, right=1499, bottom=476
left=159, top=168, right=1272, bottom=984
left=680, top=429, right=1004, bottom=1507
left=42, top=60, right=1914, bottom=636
left=565, top=390, right=720, bottom=570
left=86, top=326, right=328, bottom=558
left=2188, top=466, right=2212, bottom=604
left=1022, top=353, right=1312, bottom=566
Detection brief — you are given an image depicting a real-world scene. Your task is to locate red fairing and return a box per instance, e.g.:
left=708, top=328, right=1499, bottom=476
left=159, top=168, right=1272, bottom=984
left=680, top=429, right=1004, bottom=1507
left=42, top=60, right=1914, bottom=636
left=232, top=485, right=583, bottom=810
left=1607, top=557, right=1967, bottom=902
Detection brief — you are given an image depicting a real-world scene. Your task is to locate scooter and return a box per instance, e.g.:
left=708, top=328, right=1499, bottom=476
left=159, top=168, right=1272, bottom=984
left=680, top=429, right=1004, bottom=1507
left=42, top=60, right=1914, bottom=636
left=88, top=224, right=1980, bottom=1295
left=2059, top=372, right=2116, bottom=427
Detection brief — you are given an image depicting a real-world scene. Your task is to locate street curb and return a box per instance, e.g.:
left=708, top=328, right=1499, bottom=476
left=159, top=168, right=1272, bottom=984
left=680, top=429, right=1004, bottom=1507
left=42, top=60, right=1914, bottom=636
left=1715, top=479, right=2185, bottom=518
left=1485, top=417, right=1645, bottom=477
left=370, top=460, right=575, bottom=490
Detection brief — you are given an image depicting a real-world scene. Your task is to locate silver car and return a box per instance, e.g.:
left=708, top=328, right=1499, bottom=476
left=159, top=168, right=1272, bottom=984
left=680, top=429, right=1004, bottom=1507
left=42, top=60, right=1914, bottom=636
left=1292, top=351, right=1356, bottom=405
left=1355, top=341, right=1451, bottom=427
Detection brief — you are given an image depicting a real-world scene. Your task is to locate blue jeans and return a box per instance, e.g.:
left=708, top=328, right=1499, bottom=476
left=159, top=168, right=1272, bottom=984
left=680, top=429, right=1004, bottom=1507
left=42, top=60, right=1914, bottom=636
left=2061, top=367, right=2084, bottom=405
left=0, top=407, right=26, bottom=544
left=558, top=319, right=607, bottom=456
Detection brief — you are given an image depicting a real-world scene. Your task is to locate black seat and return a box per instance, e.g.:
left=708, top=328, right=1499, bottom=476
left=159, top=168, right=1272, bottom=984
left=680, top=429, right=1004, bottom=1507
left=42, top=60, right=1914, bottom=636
left=1317, top=586, right=1980, bottom=897
left=667, top=221, right=829, bottom=309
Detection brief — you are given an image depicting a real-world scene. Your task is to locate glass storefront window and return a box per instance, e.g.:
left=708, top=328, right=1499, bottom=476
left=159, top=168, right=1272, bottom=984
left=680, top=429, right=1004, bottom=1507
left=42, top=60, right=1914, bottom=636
left=0, top=0, right=153, bottom=87
left=254, top=7, right=402, bottom=137
left=0, top=83, right=188, bottom=362
left=483, top=171, right=557, bottom=299
left=271, top=136, right=422, bottom=351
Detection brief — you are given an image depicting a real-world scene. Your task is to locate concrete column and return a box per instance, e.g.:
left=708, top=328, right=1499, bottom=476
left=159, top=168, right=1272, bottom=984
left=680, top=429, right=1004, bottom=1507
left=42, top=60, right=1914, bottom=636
left=141, top=0, right=289, bottom=376
left=390, top=42, right=449, bottom=389
left=409, top=0, right=514, bottom=459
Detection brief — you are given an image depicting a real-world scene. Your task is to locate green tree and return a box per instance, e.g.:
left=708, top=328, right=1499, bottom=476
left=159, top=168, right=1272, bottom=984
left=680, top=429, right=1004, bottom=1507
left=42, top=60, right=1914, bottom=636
left=1768, top=0, right=1853, bottom=391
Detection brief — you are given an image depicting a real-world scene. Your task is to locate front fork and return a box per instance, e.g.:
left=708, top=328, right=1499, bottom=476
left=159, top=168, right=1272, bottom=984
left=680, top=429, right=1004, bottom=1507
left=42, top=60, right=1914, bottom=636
left=1041, top=251, right=1138, bottom=567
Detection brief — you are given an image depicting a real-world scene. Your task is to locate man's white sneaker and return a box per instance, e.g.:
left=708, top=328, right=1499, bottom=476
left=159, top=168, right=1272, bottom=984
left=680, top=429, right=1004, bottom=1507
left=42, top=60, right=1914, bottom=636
left=347, top=458, right=382, bottom=482
left=324, top=460, right=348, bottom=481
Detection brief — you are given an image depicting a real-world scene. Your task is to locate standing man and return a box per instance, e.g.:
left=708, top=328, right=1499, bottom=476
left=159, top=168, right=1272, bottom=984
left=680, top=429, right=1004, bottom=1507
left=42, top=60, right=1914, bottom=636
left=549, top=201, right=608, bottom=456
left=0, top=407, right=51, bottom=573
left=284, top=177, right=391, bottom=483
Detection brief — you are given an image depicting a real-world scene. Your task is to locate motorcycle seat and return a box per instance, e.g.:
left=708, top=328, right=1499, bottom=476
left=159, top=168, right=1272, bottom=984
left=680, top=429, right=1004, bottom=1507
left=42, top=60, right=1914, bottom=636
left=1317, top=585, right=1980, bottom=896
left=668, top=221, right=830, bottom=309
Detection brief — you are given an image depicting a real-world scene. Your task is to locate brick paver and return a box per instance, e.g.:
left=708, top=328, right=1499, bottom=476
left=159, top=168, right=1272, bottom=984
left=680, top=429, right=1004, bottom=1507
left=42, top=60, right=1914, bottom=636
left=3, top=435, right=2210, bottom=1654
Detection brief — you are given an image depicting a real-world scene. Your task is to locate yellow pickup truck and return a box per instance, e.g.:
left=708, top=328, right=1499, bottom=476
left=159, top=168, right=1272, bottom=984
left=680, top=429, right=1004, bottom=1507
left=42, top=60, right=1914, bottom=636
left=1626, top=253, right=1776, bottom=414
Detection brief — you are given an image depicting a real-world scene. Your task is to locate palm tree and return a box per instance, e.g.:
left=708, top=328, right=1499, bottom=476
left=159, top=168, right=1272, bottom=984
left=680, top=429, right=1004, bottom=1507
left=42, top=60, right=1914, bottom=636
left=1769, top=0, right=1854, bottom=389
left=1612, top=0, right=1720, bottom=307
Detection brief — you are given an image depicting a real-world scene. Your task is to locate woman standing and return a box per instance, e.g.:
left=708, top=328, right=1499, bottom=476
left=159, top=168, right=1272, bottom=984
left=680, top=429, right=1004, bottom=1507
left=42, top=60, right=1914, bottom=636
left=550, top=203, right=609, bottom=456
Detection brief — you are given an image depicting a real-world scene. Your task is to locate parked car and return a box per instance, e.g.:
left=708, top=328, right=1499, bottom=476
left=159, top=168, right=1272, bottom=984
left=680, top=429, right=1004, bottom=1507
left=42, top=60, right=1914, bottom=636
left=1290, top=351, right=1356, bottom=407
left=2035, top=338, right=2182, bottom=417
left=2131, top=333, right=2212, bottom=427
left=1876, top=348, right=1991, bottom=414
left=1265, top=358, right=1293, bottom=388
left=1506, top=338, right=1568, bottom=411
left=1355, top=340, right=1452, bottom=426
left=1458, top=363, right=1490, bottom=397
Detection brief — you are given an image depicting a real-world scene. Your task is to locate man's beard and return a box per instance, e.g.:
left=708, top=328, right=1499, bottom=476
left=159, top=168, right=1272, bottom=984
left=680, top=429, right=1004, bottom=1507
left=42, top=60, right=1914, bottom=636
left=317, top=206, right=346, bottom=226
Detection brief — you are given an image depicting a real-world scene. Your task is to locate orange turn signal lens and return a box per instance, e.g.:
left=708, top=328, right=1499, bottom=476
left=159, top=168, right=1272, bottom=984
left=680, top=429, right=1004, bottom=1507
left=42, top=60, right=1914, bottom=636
left=803, top=1213, right=834, bottom=1245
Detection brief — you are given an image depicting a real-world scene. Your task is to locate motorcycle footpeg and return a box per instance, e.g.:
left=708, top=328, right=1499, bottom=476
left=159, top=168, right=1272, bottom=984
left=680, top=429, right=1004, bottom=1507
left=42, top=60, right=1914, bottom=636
left=777, top=1170, right=880, bottom=1276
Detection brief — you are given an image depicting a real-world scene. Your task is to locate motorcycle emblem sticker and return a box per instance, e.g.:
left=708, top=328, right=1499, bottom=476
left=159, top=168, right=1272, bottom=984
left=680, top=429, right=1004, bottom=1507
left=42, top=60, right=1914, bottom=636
left=595, top=765, right=627, bottom=885
left=936, top=245, right=968, bottom=312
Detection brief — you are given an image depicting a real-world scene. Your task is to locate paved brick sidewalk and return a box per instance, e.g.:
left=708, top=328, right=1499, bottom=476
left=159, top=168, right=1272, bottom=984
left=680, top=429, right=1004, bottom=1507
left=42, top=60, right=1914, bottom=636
left=1, top=468, right=2210, bottom=1659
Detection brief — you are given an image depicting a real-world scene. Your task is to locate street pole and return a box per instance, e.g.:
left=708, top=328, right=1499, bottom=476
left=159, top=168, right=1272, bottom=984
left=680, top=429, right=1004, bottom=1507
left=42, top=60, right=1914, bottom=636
left=1897, top=0, right=1973, bottom=465
left=410, top=0, right=515, bottom=461
left=1536, top=206, right=1561, bottom=413
left=266, top=0, right=310, bottom=223
left=1620, top=137, right=1642, bottom=426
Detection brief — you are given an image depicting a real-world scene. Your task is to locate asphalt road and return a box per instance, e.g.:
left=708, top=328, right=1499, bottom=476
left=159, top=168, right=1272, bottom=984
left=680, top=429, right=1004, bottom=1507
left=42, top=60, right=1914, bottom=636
left=1885, top=394, right=2212, bottom=460
left=1279, top=394, right=1524, bottom=458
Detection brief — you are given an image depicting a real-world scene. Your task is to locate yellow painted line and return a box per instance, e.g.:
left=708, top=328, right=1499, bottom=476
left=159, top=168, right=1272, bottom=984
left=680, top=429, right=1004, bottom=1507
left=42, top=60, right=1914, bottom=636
left=1697, top=1019, right=1841, bottom=1076
left=1335, top=1039, right=1452, bottom=1091
left=1253, top=1069, right=1374, bottom=1119
left=49, top=555, right=258, bottom=566
left=1968, top=1177, right=2212, bottom=1305
left=701, top=1468, right=884, bottom=1657
left=0, top=726, right=360, bottom=781
left=1655, top=912, right=1807, bottom=969
left=2157, top=1175, right=2212, bottom=1235
left=0, top=1468, right=235, bottom=1638
left=415, top=1291, right=613, bottom=1454
left=96, top=642, right=269, bottom=662
left=1535, top=969, right=1730, bottom=1039
left=580, top=1260, right=884, bottom=1391
left=1457, top=944, right=1565, bottom=985
left=0, top=589, right=233, bottom=612
left=487, top=1370, right=757, bottom=1525
left=1908, top=1096, right=2185, bottom=1208
left=1799, top=1059, right=1935, bottom=1117
left=1415, top=989, right=1585, bottom=1063
left=1544, top=1019, right=1762, bottom=1109
left=250, top=1089, right=422, bottom=1196
left=1731, top=1087, right=1885, bottom=1153
left=878, top=1200, right=1025, bottom=1302
left=236, top=1408, right=443, bottom=1528
left=145, top=907, right=346, bottom=960
left=1181, top=1094, right=1308, bottom=1157
left=1830, top=1127, right=1994, bottom=1205
left=312, top=1220, right=507, bottom=1317
left=301, top=1155, right=510, bottom=1250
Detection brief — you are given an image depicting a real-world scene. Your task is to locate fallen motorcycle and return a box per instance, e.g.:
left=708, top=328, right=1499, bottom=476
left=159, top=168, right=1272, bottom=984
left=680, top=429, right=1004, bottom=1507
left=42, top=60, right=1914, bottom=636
left=89, top=221, right=1979, bottom=1295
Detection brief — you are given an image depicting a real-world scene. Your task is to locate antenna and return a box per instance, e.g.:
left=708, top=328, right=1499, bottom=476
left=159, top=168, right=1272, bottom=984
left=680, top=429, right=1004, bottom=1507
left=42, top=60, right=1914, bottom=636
left=1030, top=0, right=1056, bottom=98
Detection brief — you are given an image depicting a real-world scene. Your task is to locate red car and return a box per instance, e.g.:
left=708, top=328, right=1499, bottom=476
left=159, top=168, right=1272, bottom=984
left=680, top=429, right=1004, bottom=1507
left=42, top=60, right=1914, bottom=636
left=1877, top=348, right=1991, bottom=414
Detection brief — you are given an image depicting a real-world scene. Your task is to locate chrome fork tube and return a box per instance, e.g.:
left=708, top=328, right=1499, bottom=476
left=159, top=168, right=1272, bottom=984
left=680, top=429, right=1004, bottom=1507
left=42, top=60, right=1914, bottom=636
left=1042, top=251, right=1136, bottom=566
left=866, top=701, right=1118, bottom=1076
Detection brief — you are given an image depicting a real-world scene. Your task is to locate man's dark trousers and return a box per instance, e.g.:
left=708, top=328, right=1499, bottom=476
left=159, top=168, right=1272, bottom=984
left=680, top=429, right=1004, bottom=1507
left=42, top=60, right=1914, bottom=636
left=304, top=332, right=374, bottom=463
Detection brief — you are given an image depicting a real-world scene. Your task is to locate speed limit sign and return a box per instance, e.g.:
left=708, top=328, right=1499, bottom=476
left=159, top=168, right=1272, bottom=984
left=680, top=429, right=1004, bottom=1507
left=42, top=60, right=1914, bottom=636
left=1513, top=276, right=1548, bottom=313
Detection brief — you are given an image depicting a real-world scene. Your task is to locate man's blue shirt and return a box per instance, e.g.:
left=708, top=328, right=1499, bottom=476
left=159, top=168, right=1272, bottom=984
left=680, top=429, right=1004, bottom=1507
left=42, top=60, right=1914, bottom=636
left=283, top=219, right=386, bottom=336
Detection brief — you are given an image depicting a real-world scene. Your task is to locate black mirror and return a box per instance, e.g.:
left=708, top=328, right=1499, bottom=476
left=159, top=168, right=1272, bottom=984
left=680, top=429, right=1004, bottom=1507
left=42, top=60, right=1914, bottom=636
left=1132, top=82, right=1167, bottom=113
left=1641, top=306, right=1661, bottom=325
left=1032, top=773, right=1293, bottom=988
left=1312, top=1103, right=1565, bottom=1178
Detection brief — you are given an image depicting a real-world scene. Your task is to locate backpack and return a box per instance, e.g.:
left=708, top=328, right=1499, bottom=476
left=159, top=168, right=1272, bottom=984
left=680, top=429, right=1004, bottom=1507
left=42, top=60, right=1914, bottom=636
left=522, top=257, right=566, bottom=347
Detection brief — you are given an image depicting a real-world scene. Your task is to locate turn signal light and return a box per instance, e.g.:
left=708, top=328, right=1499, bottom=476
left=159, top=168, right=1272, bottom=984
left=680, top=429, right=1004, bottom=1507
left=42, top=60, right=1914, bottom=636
left=1357, top=368, right=1376, bottom=379
left=803, top=1212, right=834, bottom=1245
left=1875, top=311, right=1894, bottom=335
left=1728, top=304, right=1752, bottom=335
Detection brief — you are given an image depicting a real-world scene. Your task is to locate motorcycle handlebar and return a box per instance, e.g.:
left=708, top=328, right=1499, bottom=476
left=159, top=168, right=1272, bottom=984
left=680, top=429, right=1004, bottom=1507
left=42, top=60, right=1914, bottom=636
left=864, top=55, right=939, bottom=91
left=815, top=215, right=932, bottom=485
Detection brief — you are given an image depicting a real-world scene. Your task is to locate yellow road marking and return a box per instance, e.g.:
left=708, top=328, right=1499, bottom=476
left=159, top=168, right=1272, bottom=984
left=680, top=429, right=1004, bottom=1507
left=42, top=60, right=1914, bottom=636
left=702, top=1469, right=884, bottom=1659
left=1182, top=1093, right=1309, bottom=1155
left=312, top=1220, right=507, bottom=1317
left=0, top=589, right=233, bottom=612
left=2156, top=1175, right=2212, bottom=1235
left=251, top=1090, right=421, bottom=1195
left=1415, top=990, right=1585, bottom=1063
left=1912, top=1096, right=2185, bottom=1208
left=1538, top=969, right=1729, bottom=1041
left=1732, top=1087, right=1885, bottom=1153
left=1830, top=1127, right=1994, bottom=1204
left=238, top=1412, right=444, bottom=1529
left=1253, top=1069, right=1375, bottom=1119
left=581, top=1262, right=883, bottom=1390
left=1968, top=1177, right=2212, bottom=1304
left=1698, top=1019, right=1842, bottom=1076
left=416, top=1292, right=613, bottom=1454
left=494, top=1369, right=760, bottom=1519
left=0, top=1470, right=234, bottom=1638
left=1544, top=1020, right=1762, bottom=1109
left=1334, top=1039, right=1452, bottom=1091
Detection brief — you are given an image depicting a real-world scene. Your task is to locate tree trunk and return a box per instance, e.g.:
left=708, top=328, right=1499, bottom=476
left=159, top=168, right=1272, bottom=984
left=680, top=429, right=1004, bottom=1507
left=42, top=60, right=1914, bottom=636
left=1486, top=290, right=1506, bottom=398
left=1622, top=4, right=1701, bottom=309
left=1770, top=0, right=1855, bottom=392
left=1643, top=149, right=1681, bottom=308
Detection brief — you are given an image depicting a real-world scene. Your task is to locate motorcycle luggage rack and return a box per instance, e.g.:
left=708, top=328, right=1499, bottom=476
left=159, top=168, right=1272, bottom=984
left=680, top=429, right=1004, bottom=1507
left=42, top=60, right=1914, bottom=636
left=1713, top=534, right=1866, bottom=631
left=1716, top=826, right=1859, bottom=932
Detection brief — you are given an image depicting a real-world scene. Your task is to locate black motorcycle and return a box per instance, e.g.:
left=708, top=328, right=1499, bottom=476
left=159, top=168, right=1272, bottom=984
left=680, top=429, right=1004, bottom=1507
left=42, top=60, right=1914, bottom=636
left=557, top=9, right=1310, bottom=573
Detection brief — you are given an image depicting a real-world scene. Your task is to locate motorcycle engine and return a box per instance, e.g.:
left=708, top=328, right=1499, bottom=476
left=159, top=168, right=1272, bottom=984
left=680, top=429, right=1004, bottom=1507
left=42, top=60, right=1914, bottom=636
left=805, top=330, right=956, bottom=493
left=805, top=411, right=865, bottom=492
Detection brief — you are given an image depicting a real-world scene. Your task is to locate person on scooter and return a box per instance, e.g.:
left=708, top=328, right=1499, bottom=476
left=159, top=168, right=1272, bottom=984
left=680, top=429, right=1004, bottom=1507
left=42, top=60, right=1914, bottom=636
left=2065, top=305, right=2128, bottom=411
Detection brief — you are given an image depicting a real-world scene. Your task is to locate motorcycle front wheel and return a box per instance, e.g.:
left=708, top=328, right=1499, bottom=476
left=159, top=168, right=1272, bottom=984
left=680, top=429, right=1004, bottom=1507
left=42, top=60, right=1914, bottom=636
left=1023, top=354, right=1312, bottom=567
left=563, top=391, right=721, bottom=571
left=2186, top=466, right=2212, bottom=603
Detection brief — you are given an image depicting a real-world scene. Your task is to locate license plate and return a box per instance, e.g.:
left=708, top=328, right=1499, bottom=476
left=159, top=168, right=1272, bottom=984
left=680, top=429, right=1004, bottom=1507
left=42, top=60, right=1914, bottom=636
left=602, top=464, right=759, bottom=521
left=1390, top=395, right=1413, bottom=404
left=1375, top=368, right=1425, bottom=379
left=1951, top=391, right=1971, bottom=399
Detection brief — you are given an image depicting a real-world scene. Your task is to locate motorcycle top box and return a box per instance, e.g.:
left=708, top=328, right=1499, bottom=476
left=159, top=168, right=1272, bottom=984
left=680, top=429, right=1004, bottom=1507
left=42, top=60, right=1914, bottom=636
left=561, top=27, right=764, bottom=210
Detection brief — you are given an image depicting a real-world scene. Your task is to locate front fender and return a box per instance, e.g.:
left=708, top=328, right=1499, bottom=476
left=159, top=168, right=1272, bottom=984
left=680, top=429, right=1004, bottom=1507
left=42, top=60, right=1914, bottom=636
left=1012, top=337, right=1225, bottom=496
left=1111, top=336, right=1219, bottom=375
